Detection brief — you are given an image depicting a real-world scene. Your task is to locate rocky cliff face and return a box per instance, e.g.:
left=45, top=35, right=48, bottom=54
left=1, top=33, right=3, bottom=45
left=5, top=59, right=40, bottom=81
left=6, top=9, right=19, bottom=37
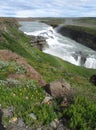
left=57, top=25, right=96, bottom=51
left=29, top=35, right=47, bottom=51
left=0, top=18, right=47, bottom=51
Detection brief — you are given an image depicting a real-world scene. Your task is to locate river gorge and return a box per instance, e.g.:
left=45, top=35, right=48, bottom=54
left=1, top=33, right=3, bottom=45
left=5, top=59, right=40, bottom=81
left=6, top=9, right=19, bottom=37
left=19, top=21, right=96, bottom=69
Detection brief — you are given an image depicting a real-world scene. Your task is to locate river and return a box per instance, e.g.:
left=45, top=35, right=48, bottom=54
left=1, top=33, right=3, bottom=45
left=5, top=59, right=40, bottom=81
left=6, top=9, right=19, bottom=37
left=19, top=21, right=96, bottom=69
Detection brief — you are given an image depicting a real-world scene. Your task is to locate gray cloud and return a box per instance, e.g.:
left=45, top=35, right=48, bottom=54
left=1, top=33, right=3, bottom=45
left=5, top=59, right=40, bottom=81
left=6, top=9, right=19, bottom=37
left=0, top=0, right=96, bottom=17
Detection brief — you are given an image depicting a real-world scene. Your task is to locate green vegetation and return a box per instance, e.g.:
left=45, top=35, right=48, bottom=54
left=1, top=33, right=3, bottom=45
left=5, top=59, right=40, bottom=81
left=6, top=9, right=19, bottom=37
left=0, top=18, right=96, bottom=129
left=39, top=17, right=65, bottom=27
left=64, top=96, right=96, bottom=130
left=76, top=17, right=96, bottom=25
left=63, top=25, right=96, bottom=35
left=0, top=80, right=56, bottom=127
left=0, top=60, right=27, bottom=80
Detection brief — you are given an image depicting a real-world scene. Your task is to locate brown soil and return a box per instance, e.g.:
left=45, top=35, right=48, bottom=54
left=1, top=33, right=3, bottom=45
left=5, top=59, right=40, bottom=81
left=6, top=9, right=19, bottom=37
left=0, top=50, right=46, bottom=86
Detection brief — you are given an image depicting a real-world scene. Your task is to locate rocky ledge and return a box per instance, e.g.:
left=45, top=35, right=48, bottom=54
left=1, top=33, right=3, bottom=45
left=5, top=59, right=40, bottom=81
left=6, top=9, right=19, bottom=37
left=29, top=35, right=48, bottom=51
left=57, top=25, right=96, bottom=51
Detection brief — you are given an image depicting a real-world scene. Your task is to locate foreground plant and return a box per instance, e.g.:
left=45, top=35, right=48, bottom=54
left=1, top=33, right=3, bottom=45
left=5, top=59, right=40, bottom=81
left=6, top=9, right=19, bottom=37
left=63, top=96, right=96, bottom=130
left=0, top=80, right=56, bottom=127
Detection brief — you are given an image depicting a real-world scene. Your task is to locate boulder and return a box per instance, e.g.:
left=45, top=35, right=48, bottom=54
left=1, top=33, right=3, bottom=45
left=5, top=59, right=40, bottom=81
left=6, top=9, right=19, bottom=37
left=3, top=106, right=14, bottom=118
left=90, top=74, right=96, bottom=85
left=7, top=118, right=30, bottom=130
left=44, top=79, right=71, bottom=98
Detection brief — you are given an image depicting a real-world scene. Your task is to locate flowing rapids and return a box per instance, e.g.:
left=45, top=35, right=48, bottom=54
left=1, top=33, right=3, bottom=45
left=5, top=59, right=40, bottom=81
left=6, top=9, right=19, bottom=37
left=19, top=21, right=96, bottom=69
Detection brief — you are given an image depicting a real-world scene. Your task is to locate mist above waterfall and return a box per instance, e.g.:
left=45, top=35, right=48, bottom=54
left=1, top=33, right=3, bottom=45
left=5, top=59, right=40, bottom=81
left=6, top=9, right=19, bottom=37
left=19, top=21, right=96, bottom=69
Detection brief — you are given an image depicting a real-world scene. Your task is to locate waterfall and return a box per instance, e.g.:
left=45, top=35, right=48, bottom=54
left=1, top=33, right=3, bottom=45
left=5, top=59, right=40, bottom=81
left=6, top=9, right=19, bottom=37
left=19, top=21, right=96, bottom=69
left=84, top=56, right=96, bottom=69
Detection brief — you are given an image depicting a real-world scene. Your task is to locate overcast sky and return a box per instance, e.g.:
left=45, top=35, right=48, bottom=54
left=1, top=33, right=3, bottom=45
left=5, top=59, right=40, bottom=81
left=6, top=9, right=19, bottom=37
left=0, top=0, right=96, bottom=17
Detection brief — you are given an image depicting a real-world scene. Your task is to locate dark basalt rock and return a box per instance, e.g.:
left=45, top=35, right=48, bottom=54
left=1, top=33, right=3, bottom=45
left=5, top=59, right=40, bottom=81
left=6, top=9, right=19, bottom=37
left=30, top=35, right=48, bottom=51
left=90, top=74, right=96, bottom=86
left=0, top=109, right=6, bottom=130
left=57, top=26, right=96, bottom=51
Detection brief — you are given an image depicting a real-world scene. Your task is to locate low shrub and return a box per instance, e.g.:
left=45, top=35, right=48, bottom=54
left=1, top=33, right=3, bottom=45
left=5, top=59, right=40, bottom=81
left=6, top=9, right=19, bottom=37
left=63, top=96, right=96, bottom=130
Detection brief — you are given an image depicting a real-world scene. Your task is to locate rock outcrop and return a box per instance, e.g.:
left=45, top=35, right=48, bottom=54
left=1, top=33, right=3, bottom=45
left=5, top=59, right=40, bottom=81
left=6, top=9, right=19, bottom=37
left=30, top=36, right=47, bottom=51
left=43, top=79, right=71, bottom=98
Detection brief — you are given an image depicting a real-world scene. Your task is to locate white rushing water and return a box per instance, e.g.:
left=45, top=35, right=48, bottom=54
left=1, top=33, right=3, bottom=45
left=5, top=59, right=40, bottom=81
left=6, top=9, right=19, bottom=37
left=19, top=21, right=96, bottom=69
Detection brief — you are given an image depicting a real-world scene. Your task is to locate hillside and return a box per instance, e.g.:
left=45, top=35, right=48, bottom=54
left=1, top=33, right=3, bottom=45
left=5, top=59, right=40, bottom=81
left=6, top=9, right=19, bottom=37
left=0, top=18, right=96, bottom=130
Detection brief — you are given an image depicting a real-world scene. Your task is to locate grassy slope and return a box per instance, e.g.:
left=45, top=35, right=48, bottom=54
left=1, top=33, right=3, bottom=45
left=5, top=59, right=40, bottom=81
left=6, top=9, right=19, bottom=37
left=0, top=19, right=96, bottom=98
left=0, top=18, right=96, bottom=129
